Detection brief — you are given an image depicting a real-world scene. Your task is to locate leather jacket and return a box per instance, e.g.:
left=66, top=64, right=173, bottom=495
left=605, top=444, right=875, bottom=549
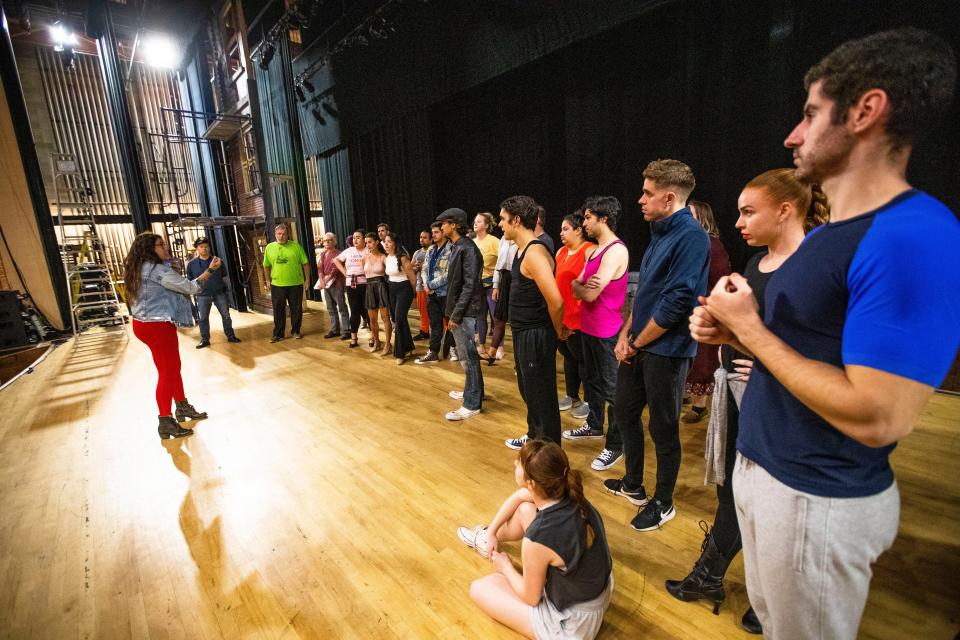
left=445, top=236, right=484, bottom=323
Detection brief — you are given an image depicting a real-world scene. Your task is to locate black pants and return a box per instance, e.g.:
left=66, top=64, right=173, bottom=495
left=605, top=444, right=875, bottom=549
left=345, top=284, right=367, bottom=334
left=712, top=391, right=743, bottom=557
left=513, top=326, right=561, bottom=444
left=270, top=284, right=303, bottom=338
left=581, top=332, right=621, bottom=448
left=427, top=294, right=445, bottom=353
left=556, top=330, right=584, bottom=401
left=615, top=351, right=690, bottom=505
left=388, top=280, right=415, bottom=358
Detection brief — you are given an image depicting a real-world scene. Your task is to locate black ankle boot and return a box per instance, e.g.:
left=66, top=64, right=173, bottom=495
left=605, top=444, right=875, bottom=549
left=741, top=607, right=762, bottom=634
left=664, top=521, right=735, bottom=614
left=158, top=416, right=192, bottom=439
left=175, top=400, right=208, bottom=422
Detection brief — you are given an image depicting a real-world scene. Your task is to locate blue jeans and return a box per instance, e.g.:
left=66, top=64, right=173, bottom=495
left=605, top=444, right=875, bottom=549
left=196, top=292, right=235, bottom=342
left=451, top=316, right=483, bottom=411
left=324, top=283, right=351, bottom=335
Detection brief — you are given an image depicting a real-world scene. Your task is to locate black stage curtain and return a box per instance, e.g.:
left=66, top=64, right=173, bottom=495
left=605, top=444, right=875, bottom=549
left=349, top=111, right=436, bottom=251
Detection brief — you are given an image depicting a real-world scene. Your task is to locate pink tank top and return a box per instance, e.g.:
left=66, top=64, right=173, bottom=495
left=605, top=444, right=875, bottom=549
left=579, top=240, right=628, bottom=339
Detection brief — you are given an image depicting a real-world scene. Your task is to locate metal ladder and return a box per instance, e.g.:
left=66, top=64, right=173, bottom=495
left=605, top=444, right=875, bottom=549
left=51, top=154, right=129, bottom=346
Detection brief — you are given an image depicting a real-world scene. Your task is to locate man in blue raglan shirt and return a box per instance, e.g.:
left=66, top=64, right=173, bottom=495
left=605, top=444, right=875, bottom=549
left=603, top=159, right=710, bottom=533
left=691, top=28, right=959, bottom=639
left=186, top=237, right=240, bottom=348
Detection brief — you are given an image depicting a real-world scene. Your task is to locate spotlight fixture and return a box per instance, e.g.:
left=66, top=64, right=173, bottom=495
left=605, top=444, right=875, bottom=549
left=294, top=84, right=306, bottom=103
left=50, top=20, right=77, bottom=52
left=61, top=46, right=76, bottom=69
left=259, top=42, right=275, bottom=70
left=302, top=79, right=314, bottom=92
left=142, top=34, right=180, bottom=68
left=311, top=107, right=326, bottom=125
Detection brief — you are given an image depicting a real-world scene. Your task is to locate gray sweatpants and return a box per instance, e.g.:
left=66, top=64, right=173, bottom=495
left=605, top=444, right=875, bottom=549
left=733, top=453, right=899, bottom=640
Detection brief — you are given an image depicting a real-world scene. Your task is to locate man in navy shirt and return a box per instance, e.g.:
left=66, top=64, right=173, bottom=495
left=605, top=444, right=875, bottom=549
left=186, top=237, right=241, bottom=348
left=691, top=29, right=958, bottom=639
left=603, top=159, right=709, bottom=533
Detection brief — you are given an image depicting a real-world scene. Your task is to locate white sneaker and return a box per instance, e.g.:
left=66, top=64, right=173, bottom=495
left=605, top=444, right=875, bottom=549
left=449, top=390, right=464, bottom=400
left=495, top=347, right=504, bottom=360
left=446, top=406, right=480, bottom=421
left=456, top=525, right=490, bottom=558
left=558, top=395, right=574, bottom=411
left=505, top=434, right=528, bottom=450
left=449, top=351, right=459, bottom=361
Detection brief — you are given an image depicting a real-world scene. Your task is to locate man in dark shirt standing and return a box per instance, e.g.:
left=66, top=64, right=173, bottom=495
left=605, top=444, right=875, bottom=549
left=186, top=237, right=240, bottom=348
left=439, top=208, right=485, bottom=421
left=604, top=159, right=709, bottom=532
left=691, top=29, right=958, bottom=638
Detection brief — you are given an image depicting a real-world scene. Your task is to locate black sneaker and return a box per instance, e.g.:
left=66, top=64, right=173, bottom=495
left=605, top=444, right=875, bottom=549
left=590, top=448, right=623, bottom=471
left=195, top=341, right=211, bottom=349
left=270, top=335, right=284, bottom=343
left=505, top=434, right=529, bottom=450
left=562, top=423, right=603, bottom=440
left=631, top=499, right=676, bottom=531
left=323, top=330, right=339, bottom=339
left=415, top=351, right=439, bottom=364
left=413, top=331, right=429, bottom=341
left=340, top=333, right=352, bottom=341
left=227, top=336, right=242, bottom=343
left=603, top=478, right=648, bottom=506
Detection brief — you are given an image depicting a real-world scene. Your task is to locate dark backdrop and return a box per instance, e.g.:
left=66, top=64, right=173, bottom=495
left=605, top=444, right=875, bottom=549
left=292, top=0, right=960, bottom=268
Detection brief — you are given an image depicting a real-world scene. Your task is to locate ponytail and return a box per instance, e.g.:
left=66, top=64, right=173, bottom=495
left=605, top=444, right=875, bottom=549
left=520, top=439, right=596, bottom=548
left=807, top=184, right=831, bottom=232
left=564, top=467, right=596, bottom=547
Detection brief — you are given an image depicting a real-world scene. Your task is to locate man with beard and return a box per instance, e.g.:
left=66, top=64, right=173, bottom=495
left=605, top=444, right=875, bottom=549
left=691, top=28, right=959, bottom=639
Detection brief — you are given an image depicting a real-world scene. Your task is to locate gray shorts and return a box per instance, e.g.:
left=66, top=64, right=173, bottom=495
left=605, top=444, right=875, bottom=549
left=529, top=574, right=613, bottom=640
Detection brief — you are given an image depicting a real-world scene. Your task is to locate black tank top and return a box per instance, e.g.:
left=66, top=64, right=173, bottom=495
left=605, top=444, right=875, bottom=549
left=509, top=240, right=553, bottom=330
left=525, top=499, right=612, bottom=611
left=721, top=250, right=774, bottom=370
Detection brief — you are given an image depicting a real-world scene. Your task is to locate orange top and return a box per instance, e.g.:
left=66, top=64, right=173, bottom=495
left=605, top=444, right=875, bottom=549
left=554, top=242, right=594, bottom=330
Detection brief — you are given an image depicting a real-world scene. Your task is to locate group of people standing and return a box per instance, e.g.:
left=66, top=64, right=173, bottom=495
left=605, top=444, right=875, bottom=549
left=120, top=28, right=959, bottom=640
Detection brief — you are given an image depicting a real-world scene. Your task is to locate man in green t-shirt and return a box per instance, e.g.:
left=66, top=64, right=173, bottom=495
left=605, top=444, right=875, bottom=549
left=262, top=223, right=310, bottom=342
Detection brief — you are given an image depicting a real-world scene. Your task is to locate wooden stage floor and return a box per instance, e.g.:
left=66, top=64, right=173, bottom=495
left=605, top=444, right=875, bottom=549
left=1, top=304, right=957, bottom=639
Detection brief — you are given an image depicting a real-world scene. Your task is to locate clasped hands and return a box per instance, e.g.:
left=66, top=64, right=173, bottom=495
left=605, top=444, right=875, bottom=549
left=689, top=273, right=761, bottom=346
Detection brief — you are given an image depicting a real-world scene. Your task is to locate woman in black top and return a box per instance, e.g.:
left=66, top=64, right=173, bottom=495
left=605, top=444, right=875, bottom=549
left=497, top=196, right=566, bottom=450
left=666, top=168, right=829, bottom=633
left=458, top=439, right=613, bottom=640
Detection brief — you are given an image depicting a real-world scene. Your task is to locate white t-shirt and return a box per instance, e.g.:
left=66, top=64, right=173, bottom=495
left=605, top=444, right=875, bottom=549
left=385, top=255, right=408, bottom=283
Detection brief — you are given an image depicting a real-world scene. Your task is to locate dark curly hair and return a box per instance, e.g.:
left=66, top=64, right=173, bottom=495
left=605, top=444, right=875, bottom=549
left=804, top=27, right=956, bottom=151
left=499, top=195, right=540, bottom=230
left=123, top=232, right=163, bottom=305
left=581, top=196, right=622, bottom=231
left=561, top=211, right=588, bottom=244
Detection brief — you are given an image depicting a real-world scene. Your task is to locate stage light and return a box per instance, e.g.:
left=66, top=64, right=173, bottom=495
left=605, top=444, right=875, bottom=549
left=50, top=20, right=77, bottom=52
left=143, top=34, right=180, bottom=68
left=302, top=79, right=314, bottom=92
left=311, top=107, right=326, bottom=124
left=259, top=42, right=275, bottom=70
left=294, top=84, right=306, bottom=103
left=61, top=47, right=76, bottom=70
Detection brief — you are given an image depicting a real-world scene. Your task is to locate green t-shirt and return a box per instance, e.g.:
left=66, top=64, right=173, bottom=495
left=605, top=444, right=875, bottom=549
left=263, top=241, right=309, bottom=286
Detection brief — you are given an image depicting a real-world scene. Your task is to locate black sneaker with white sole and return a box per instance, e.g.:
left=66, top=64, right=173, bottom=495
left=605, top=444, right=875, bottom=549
left=630, top=498, right=676, bottom=531
left=603, top=478, right=649, bottom=506
left=590, top=448, right=623, bottom=470
left=563, top=423, right=604, bottom=440
left=505, top=434, right=529, bottom=450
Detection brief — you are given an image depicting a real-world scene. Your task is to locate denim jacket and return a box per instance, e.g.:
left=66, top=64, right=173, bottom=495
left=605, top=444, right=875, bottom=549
left=422, top=241, right=453, bottom=296
left=129, top=262, right=202, bottom=327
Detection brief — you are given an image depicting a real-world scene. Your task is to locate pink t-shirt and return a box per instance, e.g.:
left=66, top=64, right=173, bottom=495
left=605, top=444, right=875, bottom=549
left=337, top=246, right=368, bottom=286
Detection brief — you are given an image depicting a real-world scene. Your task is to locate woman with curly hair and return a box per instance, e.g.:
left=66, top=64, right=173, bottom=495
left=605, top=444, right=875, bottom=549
left=124, top=232, right=217, bottom=439
left=458, top=439, right=613, bottom=639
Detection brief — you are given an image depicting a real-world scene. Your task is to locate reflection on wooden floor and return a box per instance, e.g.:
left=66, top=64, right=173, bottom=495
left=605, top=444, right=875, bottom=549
left=1, top=304, right=957, bottom=639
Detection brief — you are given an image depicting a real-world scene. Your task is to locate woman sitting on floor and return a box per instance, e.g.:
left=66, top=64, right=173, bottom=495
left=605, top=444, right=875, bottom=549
left=458, top=439, right=613, bottom=639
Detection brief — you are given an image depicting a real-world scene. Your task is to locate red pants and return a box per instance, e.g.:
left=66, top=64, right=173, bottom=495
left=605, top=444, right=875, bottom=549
left=416, top=290, right=430, bottom=334
left=132, top=319, right=186, bottom=416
